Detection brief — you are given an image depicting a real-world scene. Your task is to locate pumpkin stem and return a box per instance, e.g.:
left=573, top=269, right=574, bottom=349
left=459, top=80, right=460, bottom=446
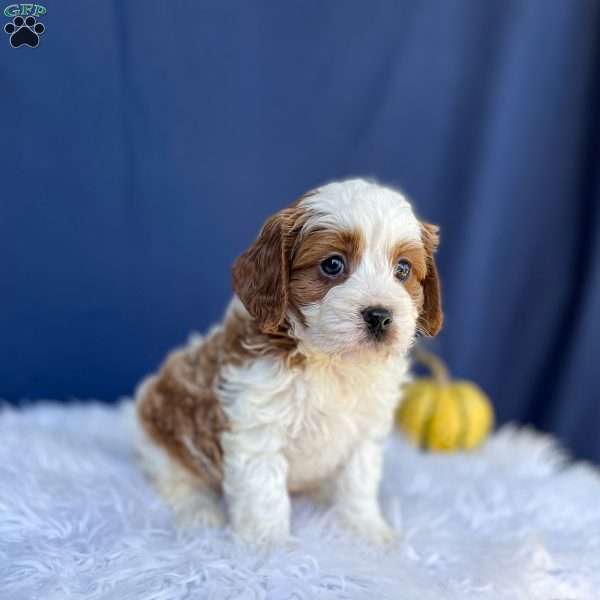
left=412, top=346, right=451, bottom=385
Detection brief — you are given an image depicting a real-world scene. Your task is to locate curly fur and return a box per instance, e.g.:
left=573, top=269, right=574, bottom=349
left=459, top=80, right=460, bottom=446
left=135, top=179, right=443, bottom=546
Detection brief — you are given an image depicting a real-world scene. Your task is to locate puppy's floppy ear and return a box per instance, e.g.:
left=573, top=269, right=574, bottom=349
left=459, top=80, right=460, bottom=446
left=232, top=209, right=296, bottom=333
left=418, top=222, right=443, bottom=336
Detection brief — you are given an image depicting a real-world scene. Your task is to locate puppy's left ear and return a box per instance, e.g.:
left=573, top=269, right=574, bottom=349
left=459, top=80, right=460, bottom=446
left=232, top=209, right=296, bottom=333
left=418, top=222, right=443, bottom=336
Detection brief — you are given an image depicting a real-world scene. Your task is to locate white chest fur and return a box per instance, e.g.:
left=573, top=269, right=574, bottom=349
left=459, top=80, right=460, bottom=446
left=219, top=350, right=408, bottom=493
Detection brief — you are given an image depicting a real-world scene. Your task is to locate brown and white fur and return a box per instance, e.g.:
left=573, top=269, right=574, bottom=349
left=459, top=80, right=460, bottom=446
left=135, top=178, right=443, bottom=547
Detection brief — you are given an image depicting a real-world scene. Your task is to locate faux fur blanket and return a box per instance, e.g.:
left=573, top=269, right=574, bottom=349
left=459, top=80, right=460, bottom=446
left=1, top=402, right=599, bottom=600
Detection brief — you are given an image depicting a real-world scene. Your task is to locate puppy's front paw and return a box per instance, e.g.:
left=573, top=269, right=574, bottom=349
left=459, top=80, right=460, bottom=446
left=362, top=521, right=397, bottom=546
left=233, top=520, right=290, bottom=549
left=339, top=514, right=397, bottom=546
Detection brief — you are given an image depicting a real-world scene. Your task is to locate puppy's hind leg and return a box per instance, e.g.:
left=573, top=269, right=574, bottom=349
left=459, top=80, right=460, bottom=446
left=137, top=429, right=226, bottom=529
left=158, top=466, right=225, bottom=529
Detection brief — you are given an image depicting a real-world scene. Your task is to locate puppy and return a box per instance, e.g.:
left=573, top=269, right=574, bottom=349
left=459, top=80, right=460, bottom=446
left=135, top=178, right=442, bottom=546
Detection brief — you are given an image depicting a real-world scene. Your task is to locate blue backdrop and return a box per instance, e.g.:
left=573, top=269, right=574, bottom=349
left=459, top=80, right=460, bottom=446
left=2, top=1, right=599, bottom=460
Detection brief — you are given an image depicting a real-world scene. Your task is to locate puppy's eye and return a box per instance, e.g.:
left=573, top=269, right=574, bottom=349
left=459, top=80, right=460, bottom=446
left=320, top=255, right=346, bottom=277
left=395, top=259, right=411, bottom=281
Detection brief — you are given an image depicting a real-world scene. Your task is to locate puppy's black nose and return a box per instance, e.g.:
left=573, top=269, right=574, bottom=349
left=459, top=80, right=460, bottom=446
left=362, top=306, right=393, bottom=338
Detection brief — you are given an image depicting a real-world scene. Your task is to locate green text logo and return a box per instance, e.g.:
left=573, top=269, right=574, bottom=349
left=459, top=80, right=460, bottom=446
left=4, top=4, right=46, bottom=18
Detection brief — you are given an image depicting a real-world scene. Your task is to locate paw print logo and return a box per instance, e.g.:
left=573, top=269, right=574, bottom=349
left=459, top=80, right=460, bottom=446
left=4, top=15, right=45, bottom=48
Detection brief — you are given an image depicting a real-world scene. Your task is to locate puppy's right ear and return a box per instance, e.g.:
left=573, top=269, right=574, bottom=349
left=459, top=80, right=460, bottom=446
left=232, top=209, right=295, bottom=333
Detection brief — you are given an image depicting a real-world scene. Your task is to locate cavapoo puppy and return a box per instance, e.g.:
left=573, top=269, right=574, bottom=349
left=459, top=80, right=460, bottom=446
left=135, top=178, right=443, bottom=546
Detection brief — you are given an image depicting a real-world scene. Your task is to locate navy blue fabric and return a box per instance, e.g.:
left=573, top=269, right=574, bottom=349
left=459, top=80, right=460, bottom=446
left=2, top=2, right=599, bottom=460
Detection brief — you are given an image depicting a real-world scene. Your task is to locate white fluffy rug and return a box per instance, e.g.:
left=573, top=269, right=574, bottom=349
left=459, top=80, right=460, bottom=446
left=1, top=402, right=599, bottom=600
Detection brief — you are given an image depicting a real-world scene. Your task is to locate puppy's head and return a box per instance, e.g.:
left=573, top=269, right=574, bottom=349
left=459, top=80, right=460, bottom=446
left=232, top=179, right=442, bottom=356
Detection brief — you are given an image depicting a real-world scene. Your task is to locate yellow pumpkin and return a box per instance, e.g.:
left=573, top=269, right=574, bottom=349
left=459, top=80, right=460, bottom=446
left=396, top=348, right=494, bottom=451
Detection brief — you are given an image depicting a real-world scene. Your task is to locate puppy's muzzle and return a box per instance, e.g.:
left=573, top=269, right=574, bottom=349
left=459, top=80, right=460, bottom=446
left=361, top=306, right=393, bottom=340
